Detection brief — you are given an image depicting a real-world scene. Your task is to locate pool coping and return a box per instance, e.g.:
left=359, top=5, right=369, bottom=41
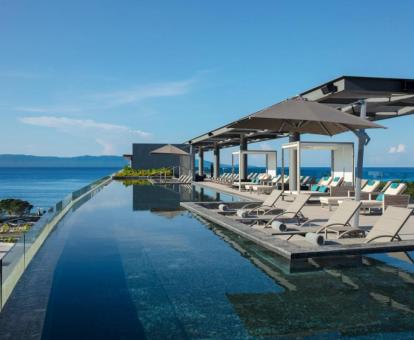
left=181, top=201, right=414, bottom=261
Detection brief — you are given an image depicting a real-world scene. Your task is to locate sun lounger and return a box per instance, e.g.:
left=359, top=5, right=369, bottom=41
left=236, top=194, right=310, bottom=226
left=270, top=200, right=362, bottom=237
left=354, top=182, right=409, bottom=212
left=320, top=180, right=381, bottom=209
left=217, top=189, right=283, bottom=216
left=335, top=206, right=412, bottom=243
left=251, top=175, right=282, bottom=193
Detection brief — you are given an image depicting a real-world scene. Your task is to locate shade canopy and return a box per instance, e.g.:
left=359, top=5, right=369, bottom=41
left=150, top=144, right=189, bottom=156
left=229, top=99, right=384, bottom=136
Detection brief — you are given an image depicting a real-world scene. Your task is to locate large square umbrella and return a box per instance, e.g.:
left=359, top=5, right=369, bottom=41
left=229, top=98, right=384, bottom=225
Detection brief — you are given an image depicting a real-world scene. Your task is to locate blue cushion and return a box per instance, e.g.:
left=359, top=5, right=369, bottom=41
left=333, top=177, right=340, bottom=182
left=367, top=180, right=375, bottom=186
left=318, top=185, right=328, bottom=193
left=323, top=176, right=329, bottom=181
left=311, top=184, right=319, bottom=191
left=390, top=183, right=399, bottom=189
left=376, top=193, right=384, bottom=202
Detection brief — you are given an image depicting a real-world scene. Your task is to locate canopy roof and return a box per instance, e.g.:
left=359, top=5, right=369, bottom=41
left=229, top=99, right=383, bottom=136
left=150, top=144, right=189, bottom=156
left=187, top=76, right=414, bottom=150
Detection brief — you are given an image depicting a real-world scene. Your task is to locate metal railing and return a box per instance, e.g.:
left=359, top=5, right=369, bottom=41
left=0, top=175, right=111, bottom=310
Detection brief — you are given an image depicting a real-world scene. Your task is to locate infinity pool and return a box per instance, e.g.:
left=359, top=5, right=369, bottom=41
left=1, top=181, right=414, bottom=339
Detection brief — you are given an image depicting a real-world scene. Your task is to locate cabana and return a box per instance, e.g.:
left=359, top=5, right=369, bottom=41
left=281, top=141, right=354, bottom=194
left=231, top=150, right=277, bottom=190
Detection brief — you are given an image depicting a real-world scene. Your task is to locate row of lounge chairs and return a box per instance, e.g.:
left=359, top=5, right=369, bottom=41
left=320, top=181, right=409, bottom=212
left=216, top=188, right=412, bottom=246
left=153, top=174, right=192, bottom=184
left=211, top=172, right=410, bottom=213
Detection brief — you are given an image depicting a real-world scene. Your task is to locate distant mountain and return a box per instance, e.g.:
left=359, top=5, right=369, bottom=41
left=0, top=154, right=128, bottom=168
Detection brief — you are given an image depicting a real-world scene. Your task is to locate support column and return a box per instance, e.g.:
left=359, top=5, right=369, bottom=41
left=239, top=135, right=248, bottom=181
left=189, top=144, right=195, bottom=180
left=198, top=147, right=204, bottom=176
left=354, top=100, right=368, bottom=227
left=289, top=132, right=300, bottom=191
left=213, top=144, right=220, bottom=178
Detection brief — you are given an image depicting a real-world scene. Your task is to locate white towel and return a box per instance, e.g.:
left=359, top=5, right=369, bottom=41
left=305, top=232, right=324, bottom=246
left=236, top=209, right=248, bottom=218
left=271, top=221, right=287, bottom=232
left=218, top=204, right=229, bottom=211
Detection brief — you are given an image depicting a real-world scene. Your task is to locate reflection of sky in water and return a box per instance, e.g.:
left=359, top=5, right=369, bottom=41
left=1, top=181, right=414, bottom=339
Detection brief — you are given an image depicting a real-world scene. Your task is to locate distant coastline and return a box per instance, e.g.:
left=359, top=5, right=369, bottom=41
left=0, top=154, right=128, bottom=168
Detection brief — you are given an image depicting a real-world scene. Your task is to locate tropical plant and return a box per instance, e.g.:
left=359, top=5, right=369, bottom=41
left=0, top=199, right=33, bottom=216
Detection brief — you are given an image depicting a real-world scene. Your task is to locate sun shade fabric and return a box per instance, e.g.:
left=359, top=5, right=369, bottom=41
left=228, top=99, right=384, bottom=136
left=150, top=144, right=189, bottom=156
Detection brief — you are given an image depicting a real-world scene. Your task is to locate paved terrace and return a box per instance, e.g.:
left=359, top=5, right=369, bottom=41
left=182, top=180, right=414, bottom=260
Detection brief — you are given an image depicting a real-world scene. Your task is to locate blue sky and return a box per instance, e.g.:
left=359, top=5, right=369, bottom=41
left=1, top=0, right=414, bottom=166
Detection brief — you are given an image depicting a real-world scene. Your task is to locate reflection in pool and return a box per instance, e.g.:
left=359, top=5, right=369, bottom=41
left=0, top=181, right=413, bottom=339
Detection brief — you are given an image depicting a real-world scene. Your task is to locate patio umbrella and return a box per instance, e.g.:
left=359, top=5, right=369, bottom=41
left=150, top=144, right=190, bottom=178
left=150, top=144, right=189, bottom=156
left=229, top=98, right=384, bottom=226
left=228, top=98, right=383, bottom=135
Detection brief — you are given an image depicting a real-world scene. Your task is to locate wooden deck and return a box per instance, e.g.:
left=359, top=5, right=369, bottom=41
left=182, top=181, right=414, bottom=260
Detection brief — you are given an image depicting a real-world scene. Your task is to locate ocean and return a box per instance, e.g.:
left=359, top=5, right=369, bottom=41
left=0, top=167, right=120, bottom=209
left=1, top=166, right=414, bottom=210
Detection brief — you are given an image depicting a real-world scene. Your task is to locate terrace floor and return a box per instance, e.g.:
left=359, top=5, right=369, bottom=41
left=183, top=181, right=414, bottom=260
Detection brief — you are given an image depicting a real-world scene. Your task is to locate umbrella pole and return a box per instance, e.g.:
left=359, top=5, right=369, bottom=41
left=353, top=100, right=368, bottom=227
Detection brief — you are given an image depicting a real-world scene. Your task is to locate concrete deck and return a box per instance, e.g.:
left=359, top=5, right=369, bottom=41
left=183, top=181, right=414, bottom=260
left=0, top=242, right=13, bottom=260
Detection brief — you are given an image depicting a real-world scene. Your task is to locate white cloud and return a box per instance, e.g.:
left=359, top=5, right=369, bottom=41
left=388, top=144, right=406, bottom=154
left=19, top=116, right=150, bottom=138
left=12, top=76, right=197, bottom=115
left=90, top=78, right=195, bottom=107
left=14, top=106, right=81, bottom=114
left=19, top=116, right=151, bottom=155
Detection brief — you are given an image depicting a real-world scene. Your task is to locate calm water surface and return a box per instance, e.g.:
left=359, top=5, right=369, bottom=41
left=1, top=181, right=414, bottom=339
left=0, top=167, right=120, bottom=208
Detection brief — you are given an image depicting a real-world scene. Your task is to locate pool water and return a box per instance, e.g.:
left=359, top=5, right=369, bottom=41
left=1, top=181, right=414, bottom=339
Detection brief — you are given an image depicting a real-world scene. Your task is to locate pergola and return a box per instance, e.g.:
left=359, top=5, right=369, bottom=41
left=231, top=150, right=277, bottom=190
left=281, top=141, right=354, bottom=193
left=186, top=76, right=414, bottom=178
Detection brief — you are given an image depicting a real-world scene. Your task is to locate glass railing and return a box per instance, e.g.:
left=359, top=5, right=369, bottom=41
left=0, top=175, right=111, bottom=310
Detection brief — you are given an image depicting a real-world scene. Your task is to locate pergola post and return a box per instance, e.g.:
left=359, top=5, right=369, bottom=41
left=353, top=100, right=368, bottom=227
left=240, top=134, right=248, bottom=180
left=189, top=144, right=195, bottom=180
left=213, top=144, right=220, bottom=178
left=289, top=133, right=300, bottom=191
left=198, top=147, right=204, bottom=176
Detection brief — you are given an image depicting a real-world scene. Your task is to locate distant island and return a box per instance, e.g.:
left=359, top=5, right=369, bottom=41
left=0, top=154, right=128, bottom=168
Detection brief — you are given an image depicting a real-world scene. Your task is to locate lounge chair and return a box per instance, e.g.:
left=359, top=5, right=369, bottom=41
left=320, top=179, right=381, bottom=210
left=330, top=176, right=344, bottom=188
left=251, top=175, right=282, bottom=193
left=356, top=182, right=409, bottom=212
left=237, top=194, right=310, bottom=226
left=335, top=206, right=412, bottom=243
left=217, top=189, right=283, bottom=216
left=273, top=200, right=362, bottom=238
left=300, top=176, right=312, bottom=188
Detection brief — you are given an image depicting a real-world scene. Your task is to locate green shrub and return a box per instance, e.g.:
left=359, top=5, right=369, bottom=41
left=115, top=166, right=172, bottom=177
